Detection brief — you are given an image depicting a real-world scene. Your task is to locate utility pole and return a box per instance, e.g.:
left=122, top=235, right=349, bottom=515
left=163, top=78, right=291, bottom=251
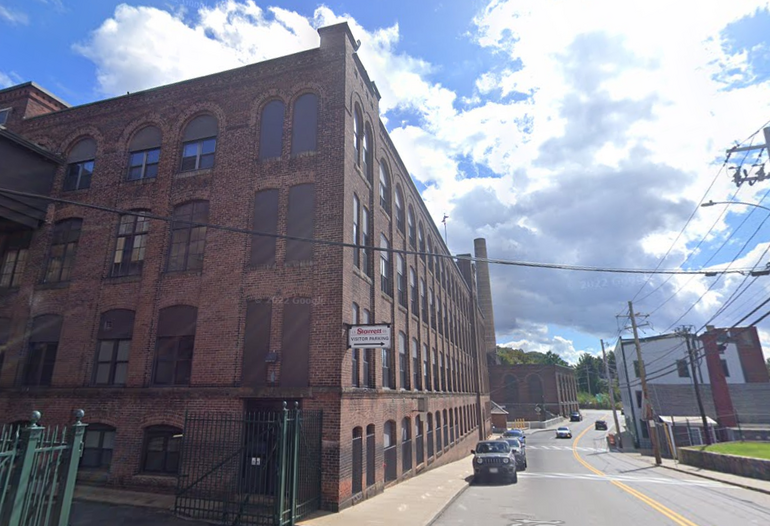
left=680, top=327, right=712, bottom=445
left=585, top=368, right=592, bottom=396
left=628, top=301, right=662, bottom=465
left=601, top=339, right=623, bottom=449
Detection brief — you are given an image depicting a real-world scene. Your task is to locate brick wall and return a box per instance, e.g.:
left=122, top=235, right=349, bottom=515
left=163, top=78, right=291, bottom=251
left=0, top=22, right=493, bottom=511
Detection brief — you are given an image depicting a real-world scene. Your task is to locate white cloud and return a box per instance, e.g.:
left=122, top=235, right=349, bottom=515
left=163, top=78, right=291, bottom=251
left=0, top=6, right=28, bottom=25
left=72, top=1, right=770, bottom=353
left=0, top=72, right=13, bottom=88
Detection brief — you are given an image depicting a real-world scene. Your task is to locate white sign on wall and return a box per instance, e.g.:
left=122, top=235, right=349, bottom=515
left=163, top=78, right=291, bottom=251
left=348, top=325, right=391, bottom=349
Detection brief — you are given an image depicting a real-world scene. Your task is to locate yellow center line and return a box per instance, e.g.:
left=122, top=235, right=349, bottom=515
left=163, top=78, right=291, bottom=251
left=571, top=417, right=701, bottom=526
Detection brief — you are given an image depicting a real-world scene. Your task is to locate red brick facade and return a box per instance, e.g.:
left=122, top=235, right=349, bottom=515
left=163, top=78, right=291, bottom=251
left=0, top=23, right=492, bottom=511
left=489, top=364, right=578, bottom=421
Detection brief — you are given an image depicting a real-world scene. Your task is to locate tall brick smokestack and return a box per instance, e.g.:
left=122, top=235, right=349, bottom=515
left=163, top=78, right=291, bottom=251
left=474, top=238, right=498, bottom=362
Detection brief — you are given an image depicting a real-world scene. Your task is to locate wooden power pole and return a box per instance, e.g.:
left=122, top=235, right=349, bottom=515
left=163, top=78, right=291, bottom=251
left=601, top=339, right=623, bottom=449
left=628, top=301, right=662, bottom=465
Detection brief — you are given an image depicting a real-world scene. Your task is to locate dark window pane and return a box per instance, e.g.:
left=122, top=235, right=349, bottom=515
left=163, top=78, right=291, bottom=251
left=251, top=190, right=279, bottom=266
left=260, top=100, right=285, bottom=159
left=291, top=93, right=318, bottom=154
left=286, top=184, right=315, bottom=262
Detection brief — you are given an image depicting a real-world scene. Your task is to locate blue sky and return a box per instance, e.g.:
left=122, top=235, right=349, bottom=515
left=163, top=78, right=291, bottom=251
left=4, top=1, right=770, bottom=362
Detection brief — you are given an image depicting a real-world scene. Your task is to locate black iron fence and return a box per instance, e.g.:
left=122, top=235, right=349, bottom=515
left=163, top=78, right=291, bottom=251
left=175, top=403, right=322, bottom=526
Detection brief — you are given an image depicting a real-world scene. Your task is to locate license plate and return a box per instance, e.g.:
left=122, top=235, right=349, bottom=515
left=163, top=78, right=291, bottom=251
left=489, top=467, right=498, bottom=473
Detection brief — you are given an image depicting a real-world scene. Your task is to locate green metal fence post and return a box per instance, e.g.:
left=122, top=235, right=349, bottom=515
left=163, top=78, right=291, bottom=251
left=5, top=411, right=44, bottom=526
left=53, top=409, right=87, bottom=526
left=290, top=402, right=300, bottom=526
left=277, top=401, right=289, bottom=526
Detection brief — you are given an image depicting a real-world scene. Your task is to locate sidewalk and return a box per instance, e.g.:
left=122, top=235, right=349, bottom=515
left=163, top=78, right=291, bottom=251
left=297, top=455, right=473, bottom=526
left=632, top=452, right=770, bottom=496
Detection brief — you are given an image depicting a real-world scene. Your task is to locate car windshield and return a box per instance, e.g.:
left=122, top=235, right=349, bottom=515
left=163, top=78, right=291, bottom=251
left=558, top=427, right=569, bottom=431
left=476, top=442, right=509, bottom=454
left=504, top=430, right=523, bottom=436
left=505, top=438, right=521, bottom=449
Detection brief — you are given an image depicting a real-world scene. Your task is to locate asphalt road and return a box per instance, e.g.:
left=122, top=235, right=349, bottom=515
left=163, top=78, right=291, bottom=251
left=434, top=409, right=770, bottom=526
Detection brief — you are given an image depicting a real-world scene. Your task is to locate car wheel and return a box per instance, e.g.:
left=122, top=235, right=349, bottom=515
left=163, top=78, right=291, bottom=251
left=511, top=471, right=518, bottom=484
left=523, top=462, right=527, bottom=471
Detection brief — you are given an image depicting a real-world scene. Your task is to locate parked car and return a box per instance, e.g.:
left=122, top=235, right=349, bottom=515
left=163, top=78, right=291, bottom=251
left=502, top=428, right=526, bottom=445
left=556, top=426, right=572, bottom=439
left=570, top=411, right=583, bottom=422
left=502, top=437, right=527, bottom=470
left=471, top=440, right=518, bottom=483
left=595, top=420, right=608, bottom=431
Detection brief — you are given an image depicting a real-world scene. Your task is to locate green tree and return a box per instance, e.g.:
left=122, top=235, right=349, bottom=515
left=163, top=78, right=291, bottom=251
left=574, top=353, right=606, bottom=396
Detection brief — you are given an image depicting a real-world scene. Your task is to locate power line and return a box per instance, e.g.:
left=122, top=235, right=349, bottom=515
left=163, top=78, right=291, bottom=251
left=0, top=186, right=760, bottom=277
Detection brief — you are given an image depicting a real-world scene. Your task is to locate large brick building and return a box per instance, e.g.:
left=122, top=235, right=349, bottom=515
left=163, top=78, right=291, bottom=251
left=0, top=22, right=493, bottom=513
left=489, top=364, right=579, bottom=422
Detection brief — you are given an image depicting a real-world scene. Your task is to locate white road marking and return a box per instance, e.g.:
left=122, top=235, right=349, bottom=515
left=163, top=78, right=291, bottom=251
left=519, top=471, right=730, bottom=488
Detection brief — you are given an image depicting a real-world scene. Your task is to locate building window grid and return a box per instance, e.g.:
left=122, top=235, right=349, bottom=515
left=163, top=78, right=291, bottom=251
left=63, top=160, right=94, bottom=191
left=352, top=303, right=360, bottom=387
left=142, top=426, right=182, bottom=475
left=410, top=268, right=419, bottom=316
left=397, top=255, right=407, bottom=308
left=81, top=425, right=115, bottom=470
left=380, top=235, right=392, bottom=296
left=44, top=219, right=82, bottom=284
left=361, top=207, right=372, bottom=277
left=352, top=195, right=360, bottom=269
left=422, top=344, right=429, bottom=391
left=168, top=202, right=208, bottom=272
left=411, top=339, right=421, bottom=390
left=399, top=332, right=409, bottom=389
left=180, top=138, right=216, bottom=171
left=127, top=148, right=160, bottom=180
left=112, top=213, right=149, bottom=277
left=153, top=335, right=194, bottom=386
left=93, top=339, right=130, bottom=386
left=420, top=279, right=428, bottom=321
left=407, top=208, right=416, bottom=248
left=0, top=231, right=30, bottom=288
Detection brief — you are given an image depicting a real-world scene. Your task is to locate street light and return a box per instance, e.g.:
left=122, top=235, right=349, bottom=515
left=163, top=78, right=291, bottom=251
left=701, top=200, right=770, bottom=213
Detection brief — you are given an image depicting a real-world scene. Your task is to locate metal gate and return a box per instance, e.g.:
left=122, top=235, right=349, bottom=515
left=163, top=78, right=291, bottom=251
left=0, top=410, right=86, bottom=526
left=175, top=403, right=322, bottom=526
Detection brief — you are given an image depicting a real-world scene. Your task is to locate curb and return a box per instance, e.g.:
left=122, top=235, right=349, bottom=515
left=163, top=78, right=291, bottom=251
left=425, top=480, right=471, bottom=526
left=658, top=463, right=770, bottom=497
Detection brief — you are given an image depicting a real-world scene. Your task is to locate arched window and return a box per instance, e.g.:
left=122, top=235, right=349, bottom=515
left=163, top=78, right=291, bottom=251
left=366, top=424, right=375, bottom=487
left=505, top=375, right=519, bottom=404
left=384, top=420, right=397, bottom=482
left=81, top=424, right=116, bottom=470
left=427, top=237, right=434, bottom=272
left=401, top=417, right=412, bottom=472
left=260, top=100, right=285, bottom=159
left=181, top=115, right=217, bottom=171
left=291, top=93, right=318, bottom=154
left=418, top=223, right=425, bottom=262
left=44, top=218, right=82, bottom=283
left=64, top=138, right=95, bottom=191
left=379, top=161, right=391, bottom=213
left=399, top=332, right=408, bottom=389
left=411, top=338, right=420, bottom=390
left=353, top=105, right=362, bottom=165
left=435, top=411, right=442, bottom=451
left=395, top=185, right=405, bottom=233
left=168, top=201, right=208, bottom=271
left=363, top=124, right=373, bottom=181
left=426, top=413, right=434, bottom=459
left=142, top=425, right=182, bottom=474
left=407, top=207, right=416, bottom=248
left=352, top=427, right=363, bottom=494
left=415, top=415, right=424, bottom=465
left=127, top=126, right=161, bottom=180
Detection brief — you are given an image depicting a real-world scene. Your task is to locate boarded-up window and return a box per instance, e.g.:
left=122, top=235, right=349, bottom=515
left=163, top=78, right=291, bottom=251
left=23, top=314, right=62, bottom=386
left=280, top=300, right=311, bottom=387
left=153, top=305, right=196, bottom=386
left=94, top=310, right=134, bottom=386
left=260, top=101, right=285, bottom=160
left=243, top=300, right=272, bottom=386
left=291, top=93, right=318, bottom=155
left=250, top=190, right=279, bottom=266
left=352, top=427, right=363, bottom=494
left=286, top=184, right=315, bottom=262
